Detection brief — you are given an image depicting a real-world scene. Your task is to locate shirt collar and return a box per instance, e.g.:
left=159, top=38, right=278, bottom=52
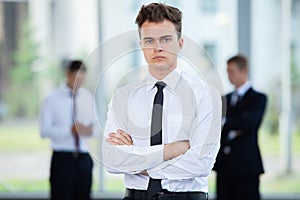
left=236, top=81, right=251, bottom=97
left=61, top=83, right=82, bottom=96
left=145, top=67, right=181, bottom=92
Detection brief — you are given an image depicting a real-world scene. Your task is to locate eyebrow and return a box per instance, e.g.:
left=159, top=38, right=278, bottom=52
left=142, top=35, right=173, bottom=40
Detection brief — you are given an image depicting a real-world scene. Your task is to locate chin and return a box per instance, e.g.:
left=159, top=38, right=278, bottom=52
left=151, top=61, right=169, bottom=67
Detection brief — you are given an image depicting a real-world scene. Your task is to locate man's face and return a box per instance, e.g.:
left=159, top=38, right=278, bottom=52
left=140, top=20, right=183, bottom=73
left=227, top=62, right=247, bottom=88
left=66, top=70, right=86, bottom=91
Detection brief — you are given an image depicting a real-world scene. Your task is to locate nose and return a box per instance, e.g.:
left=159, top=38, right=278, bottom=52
left=153, top=40, right=164, bottom=51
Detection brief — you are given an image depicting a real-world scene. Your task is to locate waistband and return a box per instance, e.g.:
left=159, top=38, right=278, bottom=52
left=53, top=151, right=89, bottom=158
left=125, top=188, right=208, bottom=200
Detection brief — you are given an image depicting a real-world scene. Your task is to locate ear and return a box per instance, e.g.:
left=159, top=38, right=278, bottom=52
left=243, top=67, right=249, bottom=75
left=178, top=38, right=183, bottom=49
left=65, top=70, right=70, bottom=77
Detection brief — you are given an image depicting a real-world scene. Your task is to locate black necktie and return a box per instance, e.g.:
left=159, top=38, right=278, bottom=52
left=147, top=81, right=165, bottom=199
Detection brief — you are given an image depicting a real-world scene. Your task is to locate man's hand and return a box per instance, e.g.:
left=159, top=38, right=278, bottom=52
left=164, top=141, right=190, bottom=161
left=106, top=129, right=133, bottom=145
left=72, top=123, right=93, bottom=136
left=140, top=170, right=149, bottom=176
left=235, top=130, right=242, bottom=137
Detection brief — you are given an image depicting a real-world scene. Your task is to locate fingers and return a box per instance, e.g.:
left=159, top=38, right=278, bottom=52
left=106, top=134, right=130, bottom=145
left=176, top=141, right=190, bottom=154
left=183, top=140, right=190, bottom=149
left=106, top=135, right=125, bottom=145
left=140, top=170, right=149, bottom=176
left=71, top=124, right=78, bottom=135
left=106, top=130, right=133, bottom=145
left=107, top=140, right=120, bottom=146
left=117, top=129, right=133, bottom=144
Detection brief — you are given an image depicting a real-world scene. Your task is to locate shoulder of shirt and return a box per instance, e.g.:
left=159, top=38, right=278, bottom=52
left=40, top=88, right=62, bottom=108
left=78, top=87, right=93, bottom=97
left=180, top=71, right=213, bottom=91
left=113, top=79, right=144, bottom=96
left=43, top=84, right=76, bottom=100
left=43, top=85, right=64, bottom=101
left=181, top=71, right=221, bottom=101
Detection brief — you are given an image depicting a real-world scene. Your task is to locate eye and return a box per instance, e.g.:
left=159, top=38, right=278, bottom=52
left=160, top=37, right=172, bottom=43
left=144, top=39, right=154, bottom=45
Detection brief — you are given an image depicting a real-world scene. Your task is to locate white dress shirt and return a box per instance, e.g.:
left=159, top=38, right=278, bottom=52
left=102, top=67, right=222, bottom=192
left=233, top=81, right=251, bottom=99
left=40, top=83, right=96, bottom=152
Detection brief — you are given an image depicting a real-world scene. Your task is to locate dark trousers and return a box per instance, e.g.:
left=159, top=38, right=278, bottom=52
left=216, top=171, right=260, bottom=200
left=50, top=151, right=93, bottom=200
left=123, top=195, right=207, bottom=200
left=123, top=189, right=208, bottom=200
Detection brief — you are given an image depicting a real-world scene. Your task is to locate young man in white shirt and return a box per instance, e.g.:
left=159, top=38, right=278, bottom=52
left=40, top=60, right=95, bottom=200
left=102, top=3, right=222, bottom=200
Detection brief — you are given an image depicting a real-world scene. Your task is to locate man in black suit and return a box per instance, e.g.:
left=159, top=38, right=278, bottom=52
left=214, top=55, right=267, bottom=200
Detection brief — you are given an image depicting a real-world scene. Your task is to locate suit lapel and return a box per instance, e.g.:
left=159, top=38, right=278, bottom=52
left=226, top=87, right=253, bottom=114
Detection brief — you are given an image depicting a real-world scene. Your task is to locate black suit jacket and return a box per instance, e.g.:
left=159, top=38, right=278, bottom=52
left=214, top=87, right=267, bottom=175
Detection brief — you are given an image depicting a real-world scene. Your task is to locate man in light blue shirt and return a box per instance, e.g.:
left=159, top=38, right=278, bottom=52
left=40, top=60, right=95, bottom=200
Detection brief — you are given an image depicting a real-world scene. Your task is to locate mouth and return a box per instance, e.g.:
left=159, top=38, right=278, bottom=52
left=152, top=55, right=166, bottom=60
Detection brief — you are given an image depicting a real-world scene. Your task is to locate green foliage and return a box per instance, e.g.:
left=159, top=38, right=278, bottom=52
left=5, top=85, right=39, bottom=118
left=10, top=19, right=39, bottom=84
left=0, top=179, right=49, bottom=192
left=261, top=172, right=300, bottom=194
left=0, top=124, right=48, bottom=151
left=291, top=44, right=300, bottom=86
left=262, top=94, right=280, bottom=135
left=39, top=58, right=64, bottom=87
left=262, top=44, right=300, bottom=136
left=290, top=44, right=300, bottom=122
left=5, top=19, right=40, bottom=118
left=46, top=60, right=64, bottom=87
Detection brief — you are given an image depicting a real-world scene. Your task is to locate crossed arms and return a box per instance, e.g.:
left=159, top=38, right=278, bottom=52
left=102, top=86, right=222, bottom=180
left=106, top=129, right=190, bottom=175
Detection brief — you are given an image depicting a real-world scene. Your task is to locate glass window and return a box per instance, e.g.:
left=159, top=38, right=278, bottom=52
left=203, top=43, right=217, bottom=66
left=201, top=0, right=217, bottom=14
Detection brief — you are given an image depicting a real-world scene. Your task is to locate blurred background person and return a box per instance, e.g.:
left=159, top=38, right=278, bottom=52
left=39, top=60, right=96, bottom=200
left=213, top=55, right=267, bottom=200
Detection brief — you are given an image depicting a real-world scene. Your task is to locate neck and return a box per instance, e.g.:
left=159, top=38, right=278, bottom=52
left=235, top=80, right=248, bottom=89
left=149, top=65, right=176, bottom=80
left=67, top=83, right=78, bottom=92
left=150, top=71, right=171, bottom=80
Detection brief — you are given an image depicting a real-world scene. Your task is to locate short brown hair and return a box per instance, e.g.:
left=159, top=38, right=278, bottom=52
left=135, top=3, right=182, bottom=39
left=227, top=55, right=248, bottom=71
